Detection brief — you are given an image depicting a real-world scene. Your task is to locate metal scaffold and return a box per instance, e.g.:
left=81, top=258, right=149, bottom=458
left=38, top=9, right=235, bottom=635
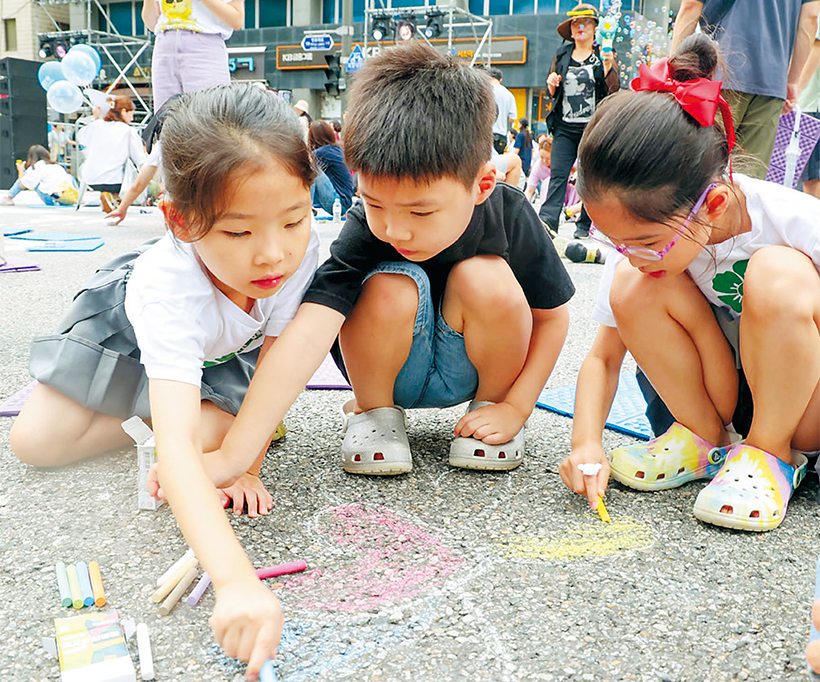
left=364, top=3, right=493, bottom=67
left=35, top=0, right=153, bottom=120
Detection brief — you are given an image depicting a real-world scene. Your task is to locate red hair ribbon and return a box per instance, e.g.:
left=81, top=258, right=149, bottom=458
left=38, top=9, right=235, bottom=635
left=631, top=58, right=735, bottom=176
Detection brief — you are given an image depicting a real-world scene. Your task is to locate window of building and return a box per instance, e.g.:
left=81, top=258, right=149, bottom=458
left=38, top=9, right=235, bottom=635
left=323, top=0, right=366, bottom=24
left=105, top=1, right=134, bottom=36
left=246, top=0, right=257, bottom=28
left=4, top=18, right=17, bottom=52
left=259, top=1, right=287, bottom=27
left=512, top=0, right=535, bottom=13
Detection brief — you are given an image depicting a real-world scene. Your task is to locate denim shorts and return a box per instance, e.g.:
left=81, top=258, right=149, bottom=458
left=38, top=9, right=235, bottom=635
left=363, top=261, right=478, bottom=409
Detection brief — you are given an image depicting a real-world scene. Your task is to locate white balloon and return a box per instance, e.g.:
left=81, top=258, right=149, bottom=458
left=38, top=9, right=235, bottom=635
left=62, top=50, right=97, bottom=87
left=47, top=80, right=84, bottom=114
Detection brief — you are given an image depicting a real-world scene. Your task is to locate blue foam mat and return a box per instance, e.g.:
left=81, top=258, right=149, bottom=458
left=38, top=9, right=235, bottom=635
left=3, top=228, right=32, bottom=236
left=26, top=238, right=104, bottom=252
left=536, top=371, right=652, bottom=440
left=9, top=231, right=99, bottom=241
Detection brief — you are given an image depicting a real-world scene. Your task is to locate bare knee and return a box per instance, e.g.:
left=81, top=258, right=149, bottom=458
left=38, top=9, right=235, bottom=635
left=743, top=247, right=819, bottom=322
left=9, top=413, right=62, bottom=467
left=447, top=256, right=526, bottom=313
left=348, top=272, right=419, bottom=328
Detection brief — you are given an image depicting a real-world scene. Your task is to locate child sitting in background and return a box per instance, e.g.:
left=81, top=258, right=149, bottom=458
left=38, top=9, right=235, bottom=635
left=1, top=145, right=78, bottom=206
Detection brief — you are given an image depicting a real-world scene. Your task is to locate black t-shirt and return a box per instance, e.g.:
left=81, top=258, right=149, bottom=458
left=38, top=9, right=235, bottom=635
left=303, top=182, right=575, bottom=316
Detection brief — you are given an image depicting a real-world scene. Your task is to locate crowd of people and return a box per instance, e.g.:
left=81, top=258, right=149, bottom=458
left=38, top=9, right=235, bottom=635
left=4, top=0, right=820, bottom=678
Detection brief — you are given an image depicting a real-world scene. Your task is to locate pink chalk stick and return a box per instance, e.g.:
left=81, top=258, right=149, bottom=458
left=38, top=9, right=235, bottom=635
left=255, top=561, right=308, bottom=580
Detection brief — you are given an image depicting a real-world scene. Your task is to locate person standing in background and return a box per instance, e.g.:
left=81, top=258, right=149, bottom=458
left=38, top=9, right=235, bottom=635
left=142, top=0, right=244, bottom=111
left=798, top=16, right=820, bottom=198
left=488, top=67, right=517, bottom=155
left=671, top=0, right=820, bottom=178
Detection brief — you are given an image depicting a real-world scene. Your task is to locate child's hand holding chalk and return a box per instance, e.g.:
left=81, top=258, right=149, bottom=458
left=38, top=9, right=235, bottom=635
left=209, top=576, right=283, bottom=681
left=558, top=443, right=610, bottom=510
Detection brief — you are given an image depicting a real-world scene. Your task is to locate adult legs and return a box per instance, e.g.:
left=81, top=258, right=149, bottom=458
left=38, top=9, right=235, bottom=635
left=725, top=90, right=783, bottom=180
left=538, top=127, right=580, bottom=231
left=739, top=247, right=820, bottom=462
left=310, top=170, right=340, bottom=215
left=611, top=264, right=738, bottom=446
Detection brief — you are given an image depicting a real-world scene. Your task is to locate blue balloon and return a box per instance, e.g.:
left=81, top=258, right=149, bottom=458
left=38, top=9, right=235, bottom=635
left=47, top=80, right=84, bottom=114
left=62, top=50, right=97, bottom=87
left=67, top=44, right=101, bottom=75
left=38, top=61, right=67, bottom=92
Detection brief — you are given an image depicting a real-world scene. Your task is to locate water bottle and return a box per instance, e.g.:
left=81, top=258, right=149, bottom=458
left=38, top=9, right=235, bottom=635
left=332, top=197, right=342, bottom=226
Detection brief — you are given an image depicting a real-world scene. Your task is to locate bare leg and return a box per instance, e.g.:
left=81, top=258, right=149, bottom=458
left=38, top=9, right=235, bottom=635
left=740, top=247, right=820, bottom=462
left=802, top=178, right=820, bottom=200
left=611, top=264, right=738, bottom=445
left=339, top=272, right=418, bottom=412
left=10, top=384, right=133, bottom=466
left=441, top=255, right=531, bottom=402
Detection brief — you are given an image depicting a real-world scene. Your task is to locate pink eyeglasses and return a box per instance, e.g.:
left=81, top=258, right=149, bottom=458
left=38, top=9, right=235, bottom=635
left=589, top=183, right=717, bottom=262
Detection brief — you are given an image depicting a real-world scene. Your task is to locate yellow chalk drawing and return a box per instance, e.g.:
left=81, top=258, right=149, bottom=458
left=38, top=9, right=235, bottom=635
left=496, top=516, right=655, bottom=561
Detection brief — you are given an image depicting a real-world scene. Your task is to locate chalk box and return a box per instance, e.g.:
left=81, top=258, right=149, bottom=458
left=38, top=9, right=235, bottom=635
left=54, top=610, right=136, bottom=682
left=121, top=416, right=160, bottom=511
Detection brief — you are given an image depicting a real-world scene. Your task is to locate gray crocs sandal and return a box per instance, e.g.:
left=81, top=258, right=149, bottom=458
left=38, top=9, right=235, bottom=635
left=448, top=401, right=525, bottom=471
left=341, top=402, right=412, bottom=475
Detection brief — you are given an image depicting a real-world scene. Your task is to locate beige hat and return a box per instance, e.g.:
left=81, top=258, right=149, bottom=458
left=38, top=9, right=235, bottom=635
left=557, top=3, right=599, bottom=42
left=294, top=99, right=310, bottom=115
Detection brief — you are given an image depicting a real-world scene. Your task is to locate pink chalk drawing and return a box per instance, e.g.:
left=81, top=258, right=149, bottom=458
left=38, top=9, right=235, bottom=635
left=283, top=503, right=463, bottom=612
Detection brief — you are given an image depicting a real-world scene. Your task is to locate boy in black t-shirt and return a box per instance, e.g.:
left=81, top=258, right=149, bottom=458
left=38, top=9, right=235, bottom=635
left=301, top=42, right=574, bottom=474
left=213, top=42, right=574, bottom=477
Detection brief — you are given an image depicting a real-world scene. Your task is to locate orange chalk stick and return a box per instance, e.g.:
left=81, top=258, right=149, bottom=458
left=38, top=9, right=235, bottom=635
left=89, top=560, right=106, bottom=607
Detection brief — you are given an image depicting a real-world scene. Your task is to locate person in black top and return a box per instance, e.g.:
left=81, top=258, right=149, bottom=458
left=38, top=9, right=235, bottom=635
left=308, top=120, right=355, bottom=214
left=200, top=42, right=574, bottom=480
left=541, top=3, right=618, bottom=238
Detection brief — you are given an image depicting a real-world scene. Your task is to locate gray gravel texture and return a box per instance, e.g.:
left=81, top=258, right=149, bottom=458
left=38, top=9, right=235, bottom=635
left=1, top=198, right=819, bottom=682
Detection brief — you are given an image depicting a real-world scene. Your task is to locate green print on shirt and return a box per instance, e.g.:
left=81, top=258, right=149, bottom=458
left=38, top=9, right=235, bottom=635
left=202, top=330, right=263, bottom=368
left=711, top=259, right=748, bottom=314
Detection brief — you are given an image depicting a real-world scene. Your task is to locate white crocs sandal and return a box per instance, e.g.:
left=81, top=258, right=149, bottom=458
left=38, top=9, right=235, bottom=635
left=448, top=401, right=525, bottom=471
left=341, top=402, right=412, bottom=475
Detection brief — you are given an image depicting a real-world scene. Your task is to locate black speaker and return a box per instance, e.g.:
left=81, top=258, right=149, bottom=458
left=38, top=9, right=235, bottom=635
left=0, top=58, right=48, bottom=190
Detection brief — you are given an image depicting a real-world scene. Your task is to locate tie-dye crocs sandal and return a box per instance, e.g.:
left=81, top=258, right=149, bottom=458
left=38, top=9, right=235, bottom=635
left=449, top=401, right=525, bottom=471
left=608, top=422, right=732, bottom=491
left=693, top=444, right=807, bottom=531
left=341, top=402, right=412, bottom=475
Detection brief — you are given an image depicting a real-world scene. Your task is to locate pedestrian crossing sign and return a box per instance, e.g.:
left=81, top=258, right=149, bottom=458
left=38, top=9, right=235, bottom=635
left=346, top=45, right=364, bottom=73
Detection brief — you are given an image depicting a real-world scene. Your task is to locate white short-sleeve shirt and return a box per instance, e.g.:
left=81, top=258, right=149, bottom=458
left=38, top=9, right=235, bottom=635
left=124, top=226, right=320, bottom=386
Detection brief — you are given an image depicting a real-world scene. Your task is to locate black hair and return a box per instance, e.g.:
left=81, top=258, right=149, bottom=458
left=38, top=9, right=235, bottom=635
left=142, top=94, right=180, bottom=153
left=160, top=84, right=316, bottom=239
left=577, top=33, right=729, bottom=225
left=342, top=42, right=494, bottom=187
left=518, top=118, right=532, bottom=150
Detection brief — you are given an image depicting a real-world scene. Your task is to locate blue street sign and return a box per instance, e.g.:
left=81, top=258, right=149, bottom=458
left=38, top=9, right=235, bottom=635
left=346, top=44, right=364, bottom=73
left=301, top=34, right=334, bottom=51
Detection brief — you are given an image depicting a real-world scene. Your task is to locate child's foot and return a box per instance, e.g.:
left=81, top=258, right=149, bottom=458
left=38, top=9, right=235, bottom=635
left=609, top=422, right=732, bottom=491
left=341, top=401, right=412, bottom=475
left=693, top=444, right=807, bottom=531
left=1, top=196, right=14, bottom=206
left=100, top=192, right=118, bottom=213
left=449, top=401, right=525, bottom=471
left=573, top=224, right=590, bottom=239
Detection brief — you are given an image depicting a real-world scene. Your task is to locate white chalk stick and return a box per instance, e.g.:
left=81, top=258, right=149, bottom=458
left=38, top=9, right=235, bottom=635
left=156, top=548, right=195, bottom=587
left=136, top=622, right=155, bottom=680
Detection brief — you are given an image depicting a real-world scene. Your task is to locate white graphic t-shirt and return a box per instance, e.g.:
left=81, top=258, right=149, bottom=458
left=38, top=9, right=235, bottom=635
left=154, top=0, right=234, bottom=40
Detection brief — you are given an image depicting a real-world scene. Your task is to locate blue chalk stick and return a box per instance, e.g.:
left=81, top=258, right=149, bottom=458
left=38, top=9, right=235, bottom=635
left=259, top=660, right=278, bottom=682
left=76, top=561, right=95, bottom=607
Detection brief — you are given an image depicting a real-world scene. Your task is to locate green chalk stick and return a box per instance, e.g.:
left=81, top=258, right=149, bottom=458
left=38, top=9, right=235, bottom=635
left=55, top=561, right=72, bottom=608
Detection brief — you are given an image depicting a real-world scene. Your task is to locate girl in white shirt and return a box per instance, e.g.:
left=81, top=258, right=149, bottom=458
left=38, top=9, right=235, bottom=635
left=558, top=34, right=820, bottom=533
left=10, top=84, right=319, bottom=675
left=1, top=145, right=78, bottom=206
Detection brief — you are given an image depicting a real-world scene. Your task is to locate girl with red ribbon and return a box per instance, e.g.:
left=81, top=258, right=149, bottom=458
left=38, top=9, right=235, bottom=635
left=559, top=34, right=820, bottom=533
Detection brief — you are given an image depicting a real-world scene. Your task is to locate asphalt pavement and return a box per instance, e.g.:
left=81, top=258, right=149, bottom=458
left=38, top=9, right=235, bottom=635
left=1, top=193, right=818, bottom=682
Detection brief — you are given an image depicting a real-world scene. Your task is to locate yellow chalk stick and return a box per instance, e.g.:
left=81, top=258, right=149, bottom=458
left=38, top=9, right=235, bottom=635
left=597, top=496, right=611, bottom=523
left=159, top=566, right=199, bottom=616
left=151, top=556, right=198, bottom=603
left=66, top=563, right=84, bottom=609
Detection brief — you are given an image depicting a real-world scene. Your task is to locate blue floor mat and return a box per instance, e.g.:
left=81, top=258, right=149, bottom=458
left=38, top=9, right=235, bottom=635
left=9, top=231, right=99, bottom=241
left=26, top=238, right=104, bottom=252
left=3, top=228, right=32, bottom=236
left=536, top=371, right=652, bottom=440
